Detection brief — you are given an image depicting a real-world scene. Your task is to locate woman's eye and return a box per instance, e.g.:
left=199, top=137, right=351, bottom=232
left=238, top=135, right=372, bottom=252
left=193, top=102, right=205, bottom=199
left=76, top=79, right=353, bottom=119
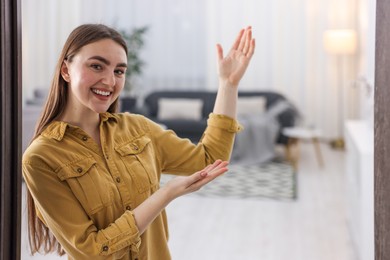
left=91, top=64, right=102, bottom=70
left=115, top=69, right=125, bottom=76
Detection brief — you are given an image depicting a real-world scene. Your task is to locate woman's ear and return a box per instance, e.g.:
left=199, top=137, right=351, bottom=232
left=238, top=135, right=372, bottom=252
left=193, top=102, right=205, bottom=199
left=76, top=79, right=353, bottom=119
left=61, top=62, right=70, bottom=82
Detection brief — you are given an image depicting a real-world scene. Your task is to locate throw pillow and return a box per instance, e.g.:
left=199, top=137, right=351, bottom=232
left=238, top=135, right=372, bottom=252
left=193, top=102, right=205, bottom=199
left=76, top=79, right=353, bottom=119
left=157, top=98, right=203, bottom=120
left=237, top=96, right=267, bottom=117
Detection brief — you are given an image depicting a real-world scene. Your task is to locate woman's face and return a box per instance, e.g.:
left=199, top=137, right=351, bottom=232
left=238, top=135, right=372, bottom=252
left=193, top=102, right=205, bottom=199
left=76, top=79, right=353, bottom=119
left=61, top=39, right=127, bottom=114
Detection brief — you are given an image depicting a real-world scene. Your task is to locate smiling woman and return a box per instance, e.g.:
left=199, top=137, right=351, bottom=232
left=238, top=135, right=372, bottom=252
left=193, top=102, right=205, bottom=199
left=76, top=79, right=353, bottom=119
left=21, top=23, right=255, bottom=260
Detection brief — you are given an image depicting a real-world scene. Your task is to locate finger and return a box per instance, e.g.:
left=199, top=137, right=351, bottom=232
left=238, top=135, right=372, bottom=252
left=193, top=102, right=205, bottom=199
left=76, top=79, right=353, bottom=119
left=203, top=159, right=222, bottom=172
left=193, top=161, right=227, bottom=187
left=243, top=28, right=252, bottom=54
left=206, top=159, right=226, bottom=173
left=246, top=38, right=256, bottom=58
left=203, top=161, right=228, bottom=178
left=216, top=44, right=223, bottom=61
left=185, top=170, right=208, bottom=188
left=208, top=161, right=229, bottom=175
left=189, top=166, right=228, bottom=191
left=188, top=160, right=226, bottom=187
left=237, top=26, right=251, bottom=52
left=231, top=28, right=245, bottom=51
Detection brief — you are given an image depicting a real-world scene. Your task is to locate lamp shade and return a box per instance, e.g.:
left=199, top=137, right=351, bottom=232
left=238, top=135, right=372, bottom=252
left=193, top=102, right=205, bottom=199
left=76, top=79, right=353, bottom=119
left=323, top=30, right=357, bottom=55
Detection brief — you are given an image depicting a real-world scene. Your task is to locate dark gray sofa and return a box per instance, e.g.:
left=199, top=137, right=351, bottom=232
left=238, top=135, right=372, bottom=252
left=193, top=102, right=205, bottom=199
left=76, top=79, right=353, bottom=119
left=131, top=90, right=298, bottom=145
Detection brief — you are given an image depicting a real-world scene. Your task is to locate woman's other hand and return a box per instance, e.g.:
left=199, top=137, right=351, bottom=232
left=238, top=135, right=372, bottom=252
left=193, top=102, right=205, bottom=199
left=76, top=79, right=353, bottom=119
left=216, top=26, right=256, bottom=87
left=163, top=160, right=229, bottom=200
left=133, top=160, right=229, bottom=234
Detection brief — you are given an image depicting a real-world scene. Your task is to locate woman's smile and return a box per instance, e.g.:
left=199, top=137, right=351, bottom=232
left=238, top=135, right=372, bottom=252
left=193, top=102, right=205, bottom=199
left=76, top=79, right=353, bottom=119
left=91, top=88, right=113, bottom=101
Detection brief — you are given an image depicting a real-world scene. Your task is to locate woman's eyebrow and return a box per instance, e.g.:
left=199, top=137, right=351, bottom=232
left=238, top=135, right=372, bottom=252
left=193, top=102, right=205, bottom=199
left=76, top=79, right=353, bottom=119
left=88, top=55, right=127, bottom=68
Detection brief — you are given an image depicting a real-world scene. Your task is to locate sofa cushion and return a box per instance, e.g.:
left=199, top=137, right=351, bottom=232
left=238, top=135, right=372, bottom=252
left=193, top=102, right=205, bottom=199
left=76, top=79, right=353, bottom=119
left=144, top=91, right=216, bottom=118
left=237, top=96, right=267, bottom=117
left=157, top=98, right=203, bottom=120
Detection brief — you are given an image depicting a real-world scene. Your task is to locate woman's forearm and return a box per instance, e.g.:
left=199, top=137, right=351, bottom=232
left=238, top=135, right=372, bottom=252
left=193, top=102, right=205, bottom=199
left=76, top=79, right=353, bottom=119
left=132, top=186, right=172, bottom=234
left=213, top=81, right=238, bottom=119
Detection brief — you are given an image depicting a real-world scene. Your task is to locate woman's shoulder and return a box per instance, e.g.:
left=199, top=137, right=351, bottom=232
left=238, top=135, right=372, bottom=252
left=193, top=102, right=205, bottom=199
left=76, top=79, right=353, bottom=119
left=22, top=121, right=80, bottom=169
left=22, top=135, right=57, bottom=170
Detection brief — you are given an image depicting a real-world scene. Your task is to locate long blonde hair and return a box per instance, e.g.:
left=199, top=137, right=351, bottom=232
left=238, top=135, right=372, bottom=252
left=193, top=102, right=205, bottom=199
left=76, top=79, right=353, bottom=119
left=27, top=24, right=128, bottom=256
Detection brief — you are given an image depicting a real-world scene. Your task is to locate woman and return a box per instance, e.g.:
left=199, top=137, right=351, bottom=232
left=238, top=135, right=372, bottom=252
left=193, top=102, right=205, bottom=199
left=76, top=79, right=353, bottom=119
left=23, top=23, right=255, bottom=260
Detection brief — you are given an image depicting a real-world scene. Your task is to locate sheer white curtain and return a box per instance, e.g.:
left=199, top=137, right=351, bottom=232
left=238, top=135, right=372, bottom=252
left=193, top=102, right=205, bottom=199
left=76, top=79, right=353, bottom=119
left=22, top=0, right=360, bottom=138
left=22, top=0, right=81, bottom=103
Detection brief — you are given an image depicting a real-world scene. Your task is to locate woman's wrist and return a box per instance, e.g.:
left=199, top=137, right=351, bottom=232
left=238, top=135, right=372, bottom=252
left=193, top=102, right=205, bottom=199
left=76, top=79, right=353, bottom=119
left=157, top=184, right=176, bottom=204
left=218, top=77, right=239, bottom=89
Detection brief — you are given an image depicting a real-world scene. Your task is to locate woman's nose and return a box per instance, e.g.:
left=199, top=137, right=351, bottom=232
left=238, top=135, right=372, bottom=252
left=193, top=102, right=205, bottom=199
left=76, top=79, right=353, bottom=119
left=101, top=71, right=116, bottom=86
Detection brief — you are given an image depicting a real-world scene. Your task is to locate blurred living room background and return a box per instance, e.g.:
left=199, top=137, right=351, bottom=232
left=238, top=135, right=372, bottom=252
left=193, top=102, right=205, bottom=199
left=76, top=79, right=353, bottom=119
left=21, top=0, right=375, bottom=259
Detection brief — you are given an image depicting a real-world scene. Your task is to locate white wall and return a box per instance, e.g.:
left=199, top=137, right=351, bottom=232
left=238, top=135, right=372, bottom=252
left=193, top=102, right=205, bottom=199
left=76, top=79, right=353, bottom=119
left=355, top=0, right=375, bottom=128
left=22, top=0, right=365, bottom=139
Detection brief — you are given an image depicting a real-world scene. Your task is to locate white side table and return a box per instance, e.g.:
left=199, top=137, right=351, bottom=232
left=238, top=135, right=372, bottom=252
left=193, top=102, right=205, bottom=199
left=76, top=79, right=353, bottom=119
left=282, top=127, right=324, bottom=170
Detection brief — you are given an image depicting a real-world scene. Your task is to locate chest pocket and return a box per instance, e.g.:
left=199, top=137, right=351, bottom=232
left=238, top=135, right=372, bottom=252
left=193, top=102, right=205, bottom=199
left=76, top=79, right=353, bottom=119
left=115, top=136, right=158, bottom=193
left=56, top=156, right=112, bottom=215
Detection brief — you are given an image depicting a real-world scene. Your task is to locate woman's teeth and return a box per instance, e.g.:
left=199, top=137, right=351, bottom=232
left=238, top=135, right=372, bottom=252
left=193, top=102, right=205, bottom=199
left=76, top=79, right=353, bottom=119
left=92, top=89, right=110, bottom=96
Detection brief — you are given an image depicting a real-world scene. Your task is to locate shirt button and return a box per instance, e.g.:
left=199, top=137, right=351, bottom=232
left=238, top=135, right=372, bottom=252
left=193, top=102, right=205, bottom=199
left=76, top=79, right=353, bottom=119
left=82, top=136, right=88, bottom=141
left=126, top=206, right=131, bottom=210
left=132, top=145, right=139, bottom=150
left=116, top=177, right=121, bottom=183
left=102, top=245, right=109, bottom=252
left=106, top=156, right=109, bottom=160
left=77, top=167, right=83, bottom=173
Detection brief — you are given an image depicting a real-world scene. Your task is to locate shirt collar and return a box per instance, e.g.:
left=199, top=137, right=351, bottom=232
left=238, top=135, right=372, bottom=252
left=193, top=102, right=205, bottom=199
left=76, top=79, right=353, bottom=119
left=41, top=121, right=68, bottom=141
left=100, top=112, right=119, bottom=122
left=41, top=112, right=119, bottom=141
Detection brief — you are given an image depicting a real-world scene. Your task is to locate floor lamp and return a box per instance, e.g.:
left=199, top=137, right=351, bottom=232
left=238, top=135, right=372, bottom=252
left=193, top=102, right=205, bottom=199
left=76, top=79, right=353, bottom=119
left=323, top=29, right=357, bottom=149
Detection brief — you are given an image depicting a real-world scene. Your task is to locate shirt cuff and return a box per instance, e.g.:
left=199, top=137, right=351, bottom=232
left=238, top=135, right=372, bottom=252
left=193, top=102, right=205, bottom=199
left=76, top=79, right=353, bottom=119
left=207, top=113, right=243, bottom=133
left=98, top=211, right=141, bottom=257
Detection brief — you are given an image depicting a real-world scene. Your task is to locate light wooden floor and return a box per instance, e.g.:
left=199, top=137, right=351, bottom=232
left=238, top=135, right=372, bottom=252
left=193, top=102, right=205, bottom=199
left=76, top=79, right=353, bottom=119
left=21, top=142, right=357, bottom=260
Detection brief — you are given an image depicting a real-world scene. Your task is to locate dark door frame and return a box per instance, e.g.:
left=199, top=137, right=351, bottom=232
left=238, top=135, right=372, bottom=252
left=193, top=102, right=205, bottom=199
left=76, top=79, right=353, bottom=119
left=0, top=0, right=22, bottom=259
left=375, top=0, right=390, bottom=259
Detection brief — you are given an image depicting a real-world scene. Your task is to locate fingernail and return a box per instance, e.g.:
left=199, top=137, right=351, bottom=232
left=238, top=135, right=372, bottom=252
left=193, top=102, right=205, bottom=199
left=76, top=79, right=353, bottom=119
left=200, top=171, right=208, bottom=177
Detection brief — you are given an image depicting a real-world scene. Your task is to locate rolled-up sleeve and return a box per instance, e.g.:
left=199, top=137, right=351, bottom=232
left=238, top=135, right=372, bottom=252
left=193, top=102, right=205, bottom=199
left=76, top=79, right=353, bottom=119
left=206, top=113, right=243, bottom=133
left=22, top=161, right=141, bottom=260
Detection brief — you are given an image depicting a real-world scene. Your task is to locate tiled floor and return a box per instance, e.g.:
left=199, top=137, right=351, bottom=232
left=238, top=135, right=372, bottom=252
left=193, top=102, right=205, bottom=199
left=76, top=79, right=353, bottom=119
left=21, top=142, right=357, bottom=260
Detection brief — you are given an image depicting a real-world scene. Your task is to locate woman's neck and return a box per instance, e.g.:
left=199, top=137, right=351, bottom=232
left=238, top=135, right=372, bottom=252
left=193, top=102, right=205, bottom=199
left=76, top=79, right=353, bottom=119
left=59, top=107, right=102, bottom=146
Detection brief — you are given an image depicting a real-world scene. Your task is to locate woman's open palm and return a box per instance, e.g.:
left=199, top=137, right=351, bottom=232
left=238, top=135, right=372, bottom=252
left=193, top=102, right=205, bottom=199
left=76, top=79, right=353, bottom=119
left=216, top=26, right=256, bottom=87
left=164, top=160, right=229, bottom=199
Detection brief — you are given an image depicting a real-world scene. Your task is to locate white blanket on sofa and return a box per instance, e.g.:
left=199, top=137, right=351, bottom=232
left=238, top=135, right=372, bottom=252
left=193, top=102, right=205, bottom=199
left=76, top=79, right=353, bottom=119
left=231, top=100, right=293, bottom=165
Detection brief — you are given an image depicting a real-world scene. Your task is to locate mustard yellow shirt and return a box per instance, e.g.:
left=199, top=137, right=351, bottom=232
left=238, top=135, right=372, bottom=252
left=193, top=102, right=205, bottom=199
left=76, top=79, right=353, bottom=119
left=22, top=112, right=241, bottom=260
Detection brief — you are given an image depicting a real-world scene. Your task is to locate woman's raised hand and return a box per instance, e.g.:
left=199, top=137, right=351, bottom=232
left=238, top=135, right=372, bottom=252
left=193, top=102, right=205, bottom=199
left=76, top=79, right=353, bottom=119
left=216, top=26, right=256, bottom=87
left=163, top=160, right=229, bottom=200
